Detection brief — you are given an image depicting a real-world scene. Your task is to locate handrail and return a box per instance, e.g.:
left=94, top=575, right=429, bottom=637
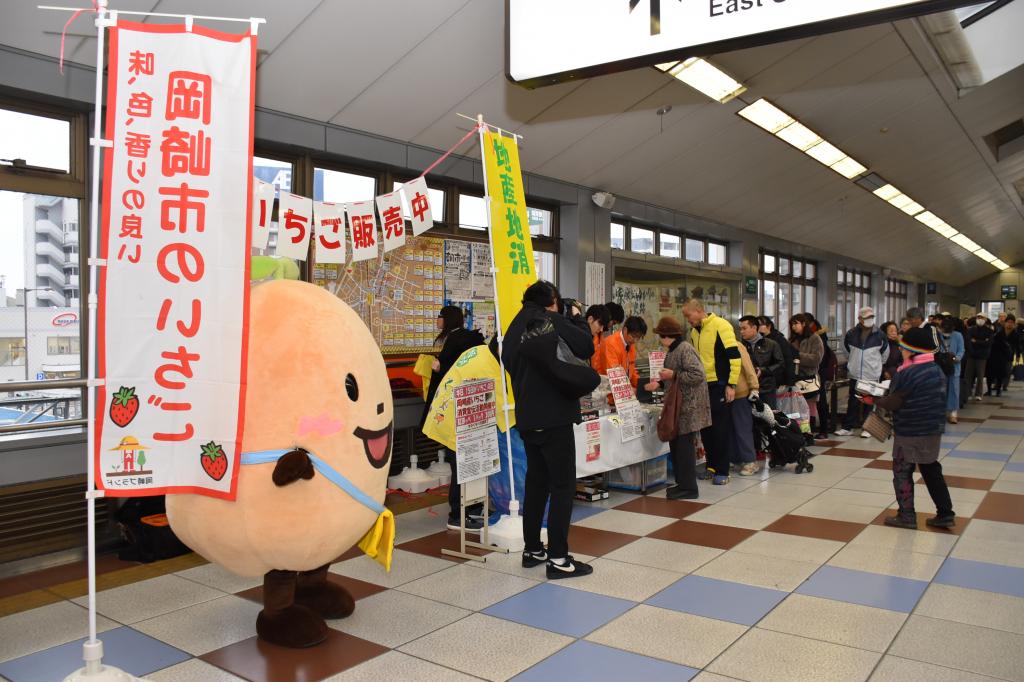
left=0, top=418, right=86, bottom=435
left=2, top=379, right=87, bottom=392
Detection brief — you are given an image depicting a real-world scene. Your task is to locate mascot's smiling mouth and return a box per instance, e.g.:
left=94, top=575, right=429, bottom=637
left=354, top=423, right=393, bottom=469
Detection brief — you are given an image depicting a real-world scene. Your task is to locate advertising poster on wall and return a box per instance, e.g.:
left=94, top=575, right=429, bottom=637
left=453, top=378, right=501, bottom=484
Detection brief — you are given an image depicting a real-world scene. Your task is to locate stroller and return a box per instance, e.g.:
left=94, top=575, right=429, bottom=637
left=752, top=398, right=814, bottom=474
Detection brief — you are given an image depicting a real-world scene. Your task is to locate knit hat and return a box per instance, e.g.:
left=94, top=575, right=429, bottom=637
left=653, top=316, right=684, bottom=337
left=899, top=327, right=937, bottom=355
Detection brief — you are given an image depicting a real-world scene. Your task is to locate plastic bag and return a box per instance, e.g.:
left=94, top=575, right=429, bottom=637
left=777, top=388, right=811, bottom=434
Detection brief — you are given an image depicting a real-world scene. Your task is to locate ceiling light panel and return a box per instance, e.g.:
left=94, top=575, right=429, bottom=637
left=950, top=233, right=981, bottom=252
left=915, top=211, right=943, bottom=228
left=873, top=184, right=901, bottom=201
left=887, top=193, right=916, bottom=211
left=776, top=121, right=822, bottom=151
left=975, top=249, right=997, bottom=263
left=668, top=58, right=747, bottom=103
left=804, top=141, right=846, bottom=166
left=898, top=199, right=925, bottom=216
left=737, top=99, right=794, bottom=133
left=993, top=260, right=1010, bottom=270
left=829, top=156, right=867, bottom=179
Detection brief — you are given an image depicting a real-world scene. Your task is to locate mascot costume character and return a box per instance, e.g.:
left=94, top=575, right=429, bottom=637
left=167, top=276, right=395, bottom=648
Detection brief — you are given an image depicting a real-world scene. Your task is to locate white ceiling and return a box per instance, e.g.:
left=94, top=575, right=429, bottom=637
left=3, top=0, right=1023, bottom=286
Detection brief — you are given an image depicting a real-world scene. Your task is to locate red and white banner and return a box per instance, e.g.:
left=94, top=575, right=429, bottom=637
left=251, top=178, right=274, bottom=250
left=96, top=21, right=256, bottom=499
left=276, top=191, right=312, bottom=260
left=346, top=200, right=379, bottom=262
left=313, top=201, right=346, bottom=264
left=402, top=177, right=433, bottom=236
left=375, top=191, right=406, bottom=253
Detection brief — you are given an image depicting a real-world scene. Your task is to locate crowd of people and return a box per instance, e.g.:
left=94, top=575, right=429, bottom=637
left=426, top=283, right=1023, bottom=578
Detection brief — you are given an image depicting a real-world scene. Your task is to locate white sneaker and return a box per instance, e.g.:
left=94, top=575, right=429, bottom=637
left=834, top=429, right=852, bottom=436
left=860, top=430, right=871, bottom=438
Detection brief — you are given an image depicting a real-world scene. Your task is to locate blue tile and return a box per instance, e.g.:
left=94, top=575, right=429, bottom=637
left=512, top=640, right=698, bottom=682
left=0, top=627, right=190, bottom=682
left=795, top=566, right=928, bottom=613
left=941, top=432, right=967, bottom=441
left=1004, top=462, right=1024, bottom=473
left=975, top=427, right=1024, bottom=436
left=571, top=505, right=610, bottom=524
left=645, top=575, right=787, bottom=626
left=483, top=583, right=635, bottom=637
left=934, top=558, right=1024, bottom=598
left=947, top=449, right=1011, bottom=462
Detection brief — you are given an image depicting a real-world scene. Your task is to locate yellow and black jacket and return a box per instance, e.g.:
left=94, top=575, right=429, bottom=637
left=689, top=313, right=741, bottom=386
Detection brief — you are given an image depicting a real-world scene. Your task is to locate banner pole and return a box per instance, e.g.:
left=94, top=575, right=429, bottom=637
left=475, top=115, right=521, bottom=525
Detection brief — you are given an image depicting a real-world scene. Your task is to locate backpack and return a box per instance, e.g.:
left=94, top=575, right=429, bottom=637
left=933, top=329, right=955, bottom=377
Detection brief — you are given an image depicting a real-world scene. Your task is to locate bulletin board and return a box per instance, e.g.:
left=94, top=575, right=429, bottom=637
left=312, top=235, right=495, bottom=355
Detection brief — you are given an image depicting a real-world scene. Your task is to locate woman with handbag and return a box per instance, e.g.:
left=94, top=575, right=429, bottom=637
left=645, top=317, right=711, bottom=500
left=789, top=314, right=824, bottom=433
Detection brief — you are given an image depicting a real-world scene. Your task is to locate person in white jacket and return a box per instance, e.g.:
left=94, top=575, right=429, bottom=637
left=835, top=307, right=889, bottom=438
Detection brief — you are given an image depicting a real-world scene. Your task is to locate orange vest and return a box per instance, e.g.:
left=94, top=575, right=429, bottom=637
left=596, top=332, right=638, bottom=388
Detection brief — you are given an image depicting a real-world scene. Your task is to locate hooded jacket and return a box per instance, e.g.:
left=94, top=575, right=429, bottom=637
left=843, top=324, right=888, bottom=382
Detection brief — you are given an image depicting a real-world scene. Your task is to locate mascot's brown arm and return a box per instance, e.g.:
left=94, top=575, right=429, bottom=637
left=272, top=448, right=315, bottom=486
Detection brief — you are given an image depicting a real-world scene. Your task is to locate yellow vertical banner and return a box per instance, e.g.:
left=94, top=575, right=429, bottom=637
left=482, top=130, right=536, bottom=333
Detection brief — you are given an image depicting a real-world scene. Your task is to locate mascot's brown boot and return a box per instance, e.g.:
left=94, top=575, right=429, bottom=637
left=256, top=569, right=328, bottom=648
left=295, top=564, right=355, bottom=619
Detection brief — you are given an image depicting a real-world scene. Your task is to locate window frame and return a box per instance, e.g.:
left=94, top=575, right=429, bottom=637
left=836, top=265, right=875, bottom=333
left=610, top=217, right=728, bottom=267
left=758, top=249, right=818, bottom=326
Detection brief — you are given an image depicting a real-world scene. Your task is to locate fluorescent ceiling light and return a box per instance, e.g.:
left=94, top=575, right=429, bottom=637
left=829, top=156, right=867, bottom=179
left=950, top=233, right=981, bottom=252
left=667, top=58, right=747, bottom=103
left=915, top=212, right=959, bottom=238
left=776, top=121, right=822, bottom=151
left=887, top=193, right=916, bottom=211
left=805, top=141, right=846, bottom=166
left=655, top=61, right=679, bottom=71
left=873, top=184, right=901, bottom=201
left=737, top=99, right=794, bottom=133
left=897, top=199, right=925, bottom=216
left=993, top=259, right=1010, bottom=270
left=975, top=249, right=997, bottom=263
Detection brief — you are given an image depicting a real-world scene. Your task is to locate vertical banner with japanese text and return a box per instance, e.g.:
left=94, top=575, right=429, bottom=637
left=97, top=21, right=256, bottom=499
left=481, top=131, right=536, bottom=333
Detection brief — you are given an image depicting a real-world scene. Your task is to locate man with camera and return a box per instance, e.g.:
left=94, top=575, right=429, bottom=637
left=502, top=281, right=598, bottom=578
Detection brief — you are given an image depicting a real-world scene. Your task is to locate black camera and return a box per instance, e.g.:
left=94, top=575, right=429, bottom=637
left=560, top=297, right=583, bottom=318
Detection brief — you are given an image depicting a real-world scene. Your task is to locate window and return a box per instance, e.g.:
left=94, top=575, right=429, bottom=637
left=0, top=338, right=25, bottom=367
left=883, top=278, right=909, bottom=324
left=758, top=250, right=817, bottom=326
left=534, top=251, right=556, bottom=283
left=0, top=108, right=71, bottom=173
left=631, top=226, right=655, bottom=254
left=836, top=265, right=874, bottom=332
left=254, top=155, right=292, bottom=195
left=708, top=242, right=727, bottom=266
left=685, top=238, right=704, bottom=262
left=458, top=193, right=487, bottom=231
left=391, top=180, right=445, bottom=222
left=660, top=233, right=681, bottom=258
left=527, top=206, right=553, bottom=237
left=610, top=222, right=625, bottom=250
left=47, top=336, right=79, bottom=355
left=317, top=168, right=376, bottom=204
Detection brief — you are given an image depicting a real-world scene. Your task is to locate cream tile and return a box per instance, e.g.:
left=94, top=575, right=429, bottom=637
left=916, top=584, right=1024, bottom=635
left=684, top=504, right=785, bottom=531
left=0, top=601, right=117, bottom=663
left=176, top=562, right=262, bottom=594
left=936, top=459, right=1004, bottom=479
left=731, top=532, right=844, bottom=564
left=556, top=557, right=682, bottom=602
left=758, top=594, right=906, bottom=652
left=718, top=484, right=823, bottom=514
left=956, top=434, right=1021, bottom=453
left=586, top=604, right=747, bottom=669
left=694, top=551, right=820, bottom=592
left=889, top=615, right=1024, bottom=680
left=148, top=658, right=246, bottom=681
left=812, top=488, right=895, bottom=508
left=331, top=549, right=453, bottom=588
left=961, top=518, right=1024, bottom=544
left=328, top=590, right=470, bottom=648
left=791, top=499, right=887, bottom=524
left=396, top=564, right=538, bottom=611
left=325, top=650, right=480, bottom=681
left=991, top=479, right=1024, bottom=495
left=602, top=537, right=723, bottom=574
left=71, top=574, right=225, bottom=625
left=869, top=655, right=999, bottom=681
left=832, top=476, right=894, bottom=495
left=827, top=544, right=944, bottom=581
left=996, top=469, right=1024, bottom=482
left=953, top=522, right=1024, bottom=568
left=131, top=595, right=262, bottom=655
left=707, top=627, right=880, bottom=682
left=848, top=524, right=957, bottom=557
left=572, top=509, right=676, bottom=536
left=691, top=674, right=745, bottom=682
left=398, top=613, right=572, bottom=682
left=848, top=467, right=896, bottom=481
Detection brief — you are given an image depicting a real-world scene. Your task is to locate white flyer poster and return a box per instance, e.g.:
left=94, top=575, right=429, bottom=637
left=375, top=191, right=406, bottom=253
left=454, top=378, right=501, bottom=484
left=313, top=201, right=346, bottom=264
left=584, top=417, right=601, bottom=463
left=96, top=20, right=256, bottom=498
left=402, top=176, right=433, bottom=236
left=607, top=366, right=644, bottom=443
left=585, top=261, right=605, bottom=305
left=276, top=191, right=312, bottom=260
left=251, top=178, right=275, bottom=250
left=346, top=200, right=379, bottom=262
left=648, top=351, right=666, bottom=378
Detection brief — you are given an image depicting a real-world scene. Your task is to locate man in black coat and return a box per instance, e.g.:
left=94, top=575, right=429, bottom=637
left=502, top=281, right=595, bottom=579
left=965, top=314, right=994, bottom=401
left=758, top=316, right=796, bottom=389
left=739, top=315, right=784, bottom=409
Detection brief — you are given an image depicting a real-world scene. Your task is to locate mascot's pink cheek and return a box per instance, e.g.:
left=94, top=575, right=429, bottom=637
left=297, top=413, right=344, bottom=437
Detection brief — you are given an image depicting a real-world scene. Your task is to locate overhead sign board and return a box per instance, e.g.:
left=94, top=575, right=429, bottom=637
left=507, top=0, right=976, bottom=87
left=1002, top=285, right=1018, bottom=300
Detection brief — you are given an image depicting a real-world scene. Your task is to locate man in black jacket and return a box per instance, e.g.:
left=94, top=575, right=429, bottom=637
left=502, top=281, right=595, bottom=579
left=739, top=315, right=784, bottom=409
left=965, top=314, right=994, bottom=401
left=758, top=316, right=795, bottom=389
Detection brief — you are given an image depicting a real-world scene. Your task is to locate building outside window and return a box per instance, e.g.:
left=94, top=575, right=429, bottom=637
left=836, top=265, right=873, bottom=333
left=759, top=250, right=817, bottom=326
left=883, top=278, right=909, bottom=324
left=611, top=218, right=728, bottom=266
left=47, top=336, right=79, bottom=355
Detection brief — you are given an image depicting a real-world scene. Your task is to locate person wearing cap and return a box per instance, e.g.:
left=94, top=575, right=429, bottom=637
left=644, top=317, right=710, bottom=499
left=964, top=313, right=994, bottom=401
left=835, top=307, right=888, bottom=437
left=868, top=327, right=955, bottom=530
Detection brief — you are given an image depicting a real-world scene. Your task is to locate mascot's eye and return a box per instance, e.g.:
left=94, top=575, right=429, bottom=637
left=345, top=373, right=359, bottom=402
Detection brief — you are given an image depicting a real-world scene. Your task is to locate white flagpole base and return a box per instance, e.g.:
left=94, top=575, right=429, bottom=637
left=485, top=513, right=547, bottom=552
left=387, top=455, right=438, bottom=494
left=63, top=641, right=139, bottom=681
left=426, top=451, right=451, bottom=485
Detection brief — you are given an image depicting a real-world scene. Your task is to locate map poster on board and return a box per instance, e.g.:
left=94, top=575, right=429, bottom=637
left=454, top=379, right=501, bottom=484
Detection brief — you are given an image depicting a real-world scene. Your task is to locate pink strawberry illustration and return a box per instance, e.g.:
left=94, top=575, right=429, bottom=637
left=200, top=441, right=228, bottom=481
left=109, top=386, right=139, bottom=428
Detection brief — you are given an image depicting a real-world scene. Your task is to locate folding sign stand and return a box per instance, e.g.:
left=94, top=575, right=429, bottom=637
left=441, top=476, right=507, bottom=562
left=38, top=4, right=264, bottom=681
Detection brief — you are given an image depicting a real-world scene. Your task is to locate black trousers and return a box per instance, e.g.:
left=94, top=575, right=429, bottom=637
left=701, top=383, right=733, bottom=476
left=520, top=424, right=576, bottom=559
left=816, top=380, right=830, bottom=434
left=843, top=389, right=872, bottom=430
left=892, top=446, right=953, bottom=519
left=669, top=432, right=698, bottom=493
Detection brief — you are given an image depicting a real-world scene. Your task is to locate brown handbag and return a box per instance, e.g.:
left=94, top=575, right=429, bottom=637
left=862, top=409, right=893, bottom=442
left=656, top=378, right=683, bottom=442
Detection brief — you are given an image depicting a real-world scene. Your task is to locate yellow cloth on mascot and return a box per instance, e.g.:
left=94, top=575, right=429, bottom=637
left=422, top=344, right=515, bottom=451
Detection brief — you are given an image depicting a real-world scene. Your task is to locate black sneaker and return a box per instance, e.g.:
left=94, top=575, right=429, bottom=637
left=883, top=514, right=918, bottom=530
left=546, top=555, right=594, bottom=579
left=926, top=515, right=956, bottom=528
left=521, top=548, right=548, bottom=567
left=447, top=516, right=484, bottom=532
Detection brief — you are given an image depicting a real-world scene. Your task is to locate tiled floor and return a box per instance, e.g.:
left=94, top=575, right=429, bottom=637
left=3, top=389, right=1024, bottom=681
